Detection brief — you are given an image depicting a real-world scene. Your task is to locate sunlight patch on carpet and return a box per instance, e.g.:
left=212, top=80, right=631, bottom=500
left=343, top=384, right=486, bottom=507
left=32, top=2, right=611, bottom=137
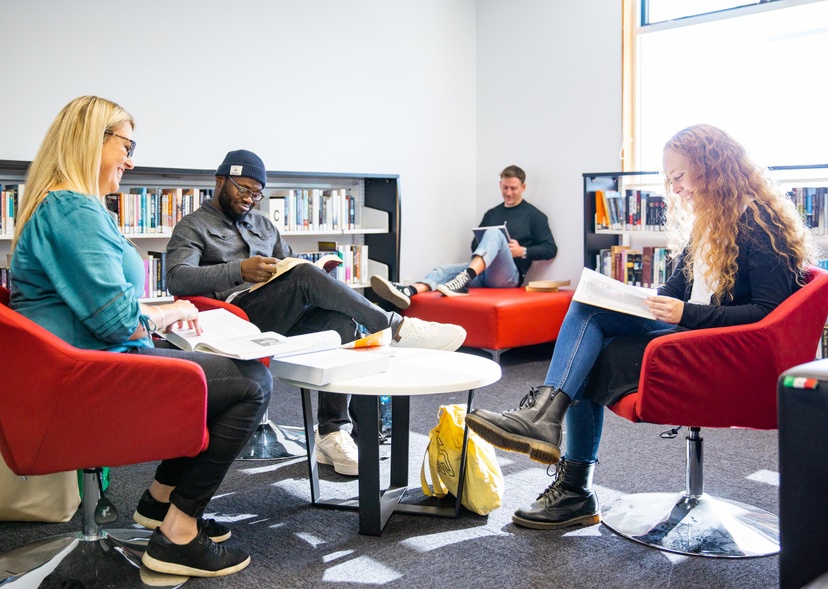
left=399, top=527, right=506, bottom=552
left=296, top=531, right=327, bottom=547
left=239, top=458, right=305, bottom=475
left=322, top=549, right=355, bottom=563
left=321, top=555, right=402, bottom=583
left=746, top=470, right=779, bottom=486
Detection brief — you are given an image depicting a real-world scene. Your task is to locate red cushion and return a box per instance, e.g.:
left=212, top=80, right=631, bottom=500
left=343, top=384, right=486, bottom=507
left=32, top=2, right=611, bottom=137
left=404, top=288, right=573, bottom=350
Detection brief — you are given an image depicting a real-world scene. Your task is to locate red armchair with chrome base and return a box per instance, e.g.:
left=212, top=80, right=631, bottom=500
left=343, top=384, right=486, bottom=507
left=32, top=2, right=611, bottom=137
left=601, top=267, right=828, bottom=558
left=0, top=286, right=209, bottom=586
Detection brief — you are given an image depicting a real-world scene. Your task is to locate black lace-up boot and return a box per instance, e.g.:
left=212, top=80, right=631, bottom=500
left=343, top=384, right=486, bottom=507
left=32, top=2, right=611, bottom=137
left=466, top=385, right=570, bottom=464
left=512, top=458, right=600, bottom=529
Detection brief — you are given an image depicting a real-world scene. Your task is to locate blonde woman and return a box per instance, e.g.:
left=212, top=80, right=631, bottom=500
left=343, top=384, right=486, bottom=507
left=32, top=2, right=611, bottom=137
left=11, top=96, right=271, bottom=578
left=466, top=124, right=818, bottom=530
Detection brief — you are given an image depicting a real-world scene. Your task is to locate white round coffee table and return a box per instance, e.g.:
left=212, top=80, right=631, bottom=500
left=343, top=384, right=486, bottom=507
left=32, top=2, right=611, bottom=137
left=275, top=348, right=501, bottom=535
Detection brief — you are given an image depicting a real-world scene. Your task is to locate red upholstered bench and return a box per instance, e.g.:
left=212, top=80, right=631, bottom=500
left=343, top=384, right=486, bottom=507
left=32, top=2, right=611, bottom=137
left=403, top=288, right=574, bottom=362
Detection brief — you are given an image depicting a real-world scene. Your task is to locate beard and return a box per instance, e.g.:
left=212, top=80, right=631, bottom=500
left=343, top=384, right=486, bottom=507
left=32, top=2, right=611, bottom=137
left=217, top=183, right=250, bottom=221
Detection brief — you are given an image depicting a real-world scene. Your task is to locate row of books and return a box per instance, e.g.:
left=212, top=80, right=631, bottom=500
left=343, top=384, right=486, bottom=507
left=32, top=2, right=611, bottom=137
left=594, top=185, right=828, bottom=236
left=789, top=186, right=828, bottom=236
left=299, top=243, right=370, bottom=286
left=105, top=187, right=212, bottom=235
left=595, top=245, right=675, bottom=289
left=1, top=184, right=23, bottom=236
left=259, top=189, right=357, bottom=232
left=594, top=189, right=666, bottom=232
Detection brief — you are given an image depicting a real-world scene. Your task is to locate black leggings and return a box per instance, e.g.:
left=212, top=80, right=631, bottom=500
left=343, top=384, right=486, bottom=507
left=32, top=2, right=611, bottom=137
left=129, top=341, right=271, bottom=517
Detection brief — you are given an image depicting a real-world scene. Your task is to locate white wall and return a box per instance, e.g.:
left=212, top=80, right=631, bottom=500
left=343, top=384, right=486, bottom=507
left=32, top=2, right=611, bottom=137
left=476, top=0, right=623, bottom=284
left=0, top=0, right=623, bottom=282
left=0, top=0, right=477, bottom=280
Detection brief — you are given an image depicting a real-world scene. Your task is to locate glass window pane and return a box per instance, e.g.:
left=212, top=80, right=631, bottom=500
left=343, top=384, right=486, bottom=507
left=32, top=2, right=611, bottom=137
left=647, top=0, right=761, bottom=23
left=636, top=1, right=828, bottom=171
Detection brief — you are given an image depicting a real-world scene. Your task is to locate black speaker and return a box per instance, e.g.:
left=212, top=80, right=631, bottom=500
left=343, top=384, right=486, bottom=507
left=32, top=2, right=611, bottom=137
left=778, top=359, right=828, bottom=589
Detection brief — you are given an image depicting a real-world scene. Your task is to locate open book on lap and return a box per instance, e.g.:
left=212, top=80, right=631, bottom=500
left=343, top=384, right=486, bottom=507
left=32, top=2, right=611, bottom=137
left=573, top=268, right=657, bottom=320
left=248, top=254, right=343, bottom=294
left=160, top=308, right=342, bottom=360
left=473, top=224, right=510, bottom=243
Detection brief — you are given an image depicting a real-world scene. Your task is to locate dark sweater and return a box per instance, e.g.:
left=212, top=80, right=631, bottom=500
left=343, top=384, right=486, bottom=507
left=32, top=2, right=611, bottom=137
left=475, top=199, right=557, bottom=280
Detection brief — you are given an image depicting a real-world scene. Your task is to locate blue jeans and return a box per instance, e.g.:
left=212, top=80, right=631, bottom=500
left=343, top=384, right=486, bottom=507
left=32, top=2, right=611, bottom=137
left=543, top=301, right=672, bottom=463
left=420, top=228, right=520, bottom=290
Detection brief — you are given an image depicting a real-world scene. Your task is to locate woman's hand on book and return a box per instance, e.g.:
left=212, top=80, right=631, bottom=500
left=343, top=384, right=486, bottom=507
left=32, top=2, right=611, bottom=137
left=240, top=255, right=279, bottom=283
left=644, top=295, right=684, bottom=324
left=164, top=300, right=202, bottom=335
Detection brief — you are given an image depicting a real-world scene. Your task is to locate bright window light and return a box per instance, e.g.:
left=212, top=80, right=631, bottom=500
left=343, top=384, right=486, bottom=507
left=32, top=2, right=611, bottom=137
left=635, top=1, right=828, bottom=171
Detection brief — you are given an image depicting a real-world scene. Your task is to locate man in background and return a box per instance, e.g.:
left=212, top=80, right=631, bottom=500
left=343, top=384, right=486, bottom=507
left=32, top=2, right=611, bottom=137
left=370, top=165, right=557, bottom=308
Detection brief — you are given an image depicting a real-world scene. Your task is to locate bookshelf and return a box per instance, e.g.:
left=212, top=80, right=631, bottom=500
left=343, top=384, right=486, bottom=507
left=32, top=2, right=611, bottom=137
left=584, top=165, right=828, bottom=286
left=0, top=160, right=401, bottom=300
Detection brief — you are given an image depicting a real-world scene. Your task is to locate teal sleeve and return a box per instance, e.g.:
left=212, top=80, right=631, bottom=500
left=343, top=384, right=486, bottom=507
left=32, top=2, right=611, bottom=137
left=35, top=197, right=144, bottom=344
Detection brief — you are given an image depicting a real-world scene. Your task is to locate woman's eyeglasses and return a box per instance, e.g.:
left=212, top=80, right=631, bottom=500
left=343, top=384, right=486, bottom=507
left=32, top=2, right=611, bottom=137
left=104, top=131, right=136, bottom=158
left=227, top=176, right=265, bottom=202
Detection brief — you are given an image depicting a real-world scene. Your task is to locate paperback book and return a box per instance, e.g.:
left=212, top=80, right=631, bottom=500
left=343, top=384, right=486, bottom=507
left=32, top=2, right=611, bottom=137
left=573, top=267, right=657, bottom=320
left=160, top=308, right=342, bottom=361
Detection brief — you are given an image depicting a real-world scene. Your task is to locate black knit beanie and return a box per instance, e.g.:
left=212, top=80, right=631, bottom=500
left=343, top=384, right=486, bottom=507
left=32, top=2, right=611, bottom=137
left=215, top=149, right=267, bottom=186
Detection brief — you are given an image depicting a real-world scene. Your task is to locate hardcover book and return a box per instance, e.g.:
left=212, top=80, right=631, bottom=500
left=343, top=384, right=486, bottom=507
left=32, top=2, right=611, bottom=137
left=472, top=224, right=510, bottom=243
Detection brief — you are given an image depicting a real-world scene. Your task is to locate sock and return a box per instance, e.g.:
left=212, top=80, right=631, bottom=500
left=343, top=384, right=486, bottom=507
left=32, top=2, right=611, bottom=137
left=465, top=267, right=477, bottom=280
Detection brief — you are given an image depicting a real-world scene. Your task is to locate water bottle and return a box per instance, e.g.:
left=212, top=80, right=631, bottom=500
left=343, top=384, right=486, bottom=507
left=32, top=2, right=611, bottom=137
left=379, top=395, right=392, bottom=435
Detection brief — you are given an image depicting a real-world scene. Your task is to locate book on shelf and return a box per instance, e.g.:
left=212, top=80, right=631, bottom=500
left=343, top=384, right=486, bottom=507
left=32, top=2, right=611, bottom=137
left=473, top=224, right=510, bottom=243
left=573, top=267, right=657, bottom=320
left=160, top=308, right=342, bottom=361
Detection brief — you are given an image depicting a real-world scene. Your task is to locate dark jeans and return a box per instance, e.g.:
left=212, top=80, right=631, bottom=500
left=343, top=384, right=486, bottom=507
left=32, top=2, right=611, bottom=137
left=235, top=263, right=403, bottom=436
left=129, top=341, right=271, bottom=518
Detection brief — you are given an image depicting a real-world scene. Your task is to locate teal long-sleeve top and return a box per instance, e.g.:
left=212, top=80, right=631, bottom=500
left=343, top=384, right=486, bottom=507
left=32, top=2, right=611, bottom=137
left=10, top=190, right=152, bottom=352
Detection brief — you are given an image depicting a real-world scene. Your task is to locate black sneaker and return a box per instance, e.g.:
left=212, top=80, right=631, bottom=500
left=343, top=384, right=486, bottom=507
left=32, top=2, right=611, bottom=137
left=436, top=270, right=471, bottom=297
left=133, top=490, right=231, bottom=543
left=370, top=275, right=412, bottom=309
left=142, top=527, right=250, bottom=578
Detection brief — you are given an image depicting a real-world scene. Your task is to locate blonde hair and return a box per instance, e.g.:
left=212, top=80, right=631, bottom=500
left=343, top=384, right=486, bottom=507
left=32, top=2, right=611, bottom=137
left=12, top=96, right=134, bottom=251
left=663, top=124, right=817, bottom=303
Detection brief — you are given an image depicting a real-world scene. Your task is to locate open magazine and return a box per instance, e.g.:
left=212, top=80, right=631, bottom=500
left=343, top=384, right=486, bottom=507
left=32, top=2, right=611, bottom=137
left=160, top=308, right=342, bottom=360
left=472, top=224, right=510, bottom=243
left=572, top=268, right=657, bottom=320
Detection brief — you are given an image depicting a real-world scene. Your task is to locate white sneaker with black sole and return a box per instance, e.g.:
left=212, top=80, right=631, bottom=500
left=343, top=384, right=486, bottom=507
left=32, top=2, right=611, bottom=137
left=391, top=317, right=466, bottom=351
left=315, top=430, right=359, bottom=476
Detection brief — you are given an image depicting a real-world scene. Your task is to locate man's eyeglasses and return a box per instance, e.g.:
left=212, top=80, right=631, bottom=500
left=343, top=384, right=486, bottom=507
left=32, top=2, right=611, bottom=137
left=104, top=130, right=136, bottom=158
left=226, top=175, right=265, bottom=202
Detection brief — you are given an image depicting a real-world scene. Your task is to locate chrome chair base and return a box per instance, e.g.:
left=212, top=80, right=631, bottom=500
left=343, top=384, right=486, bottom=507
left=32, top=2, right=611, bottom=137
left=601, top=491, right=779, bottom=558
left=237, top=420, right=307, bottom=460
left=0, top=529, right=189, bottom=588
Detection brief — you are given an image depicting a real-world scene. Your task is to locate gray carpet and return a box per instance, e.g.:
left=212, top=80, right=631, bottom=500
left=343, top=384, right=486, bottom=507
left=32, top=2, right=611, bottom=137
left=0, top=343, right=780, bottom=588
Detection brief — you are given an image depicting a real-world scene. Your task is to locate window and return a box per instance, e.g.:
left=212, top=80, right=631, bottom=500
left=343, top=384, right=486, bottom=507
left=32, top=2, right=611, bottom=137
left=624, top=0, right=828, bottom=172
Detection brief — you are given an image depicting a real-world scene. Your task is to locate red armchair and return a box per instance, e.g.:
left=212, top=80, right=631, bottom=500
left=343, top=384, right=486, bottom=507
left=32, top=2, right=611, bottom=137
left=601, top=267, right=828, bottom=558
left=0, top=286, right=209, bottom=586
left=180, top=295, right=306, bottom=460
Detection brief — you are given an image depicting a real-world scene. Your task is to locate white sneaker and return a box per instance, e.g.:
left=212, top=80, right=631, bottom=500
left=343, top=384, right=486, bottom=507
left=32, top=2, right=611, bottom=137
left=315, top=430, right=359, bottom=476
left=392, top=317, right=466, bottom=351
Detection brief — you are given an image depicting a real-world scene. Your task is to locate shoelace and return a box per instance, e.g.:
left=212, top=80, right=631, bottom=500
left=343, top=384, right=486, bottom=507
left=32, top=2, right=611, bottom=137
left=442, top=271, right=469, bottom=291
left=504, top=385, right=540, bottom=414
left=195, top=529, right=229, bottom=558
left=538, top=461, right=567, bottom=505
left=404, top=319, right=438, bottom=340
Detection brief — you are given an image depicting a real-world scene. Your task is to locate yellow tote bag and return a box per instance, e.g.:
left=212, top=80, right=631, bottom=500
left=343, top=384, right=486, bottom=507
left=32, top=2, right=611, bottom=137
left=420, top=403, right=504, bottom=516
